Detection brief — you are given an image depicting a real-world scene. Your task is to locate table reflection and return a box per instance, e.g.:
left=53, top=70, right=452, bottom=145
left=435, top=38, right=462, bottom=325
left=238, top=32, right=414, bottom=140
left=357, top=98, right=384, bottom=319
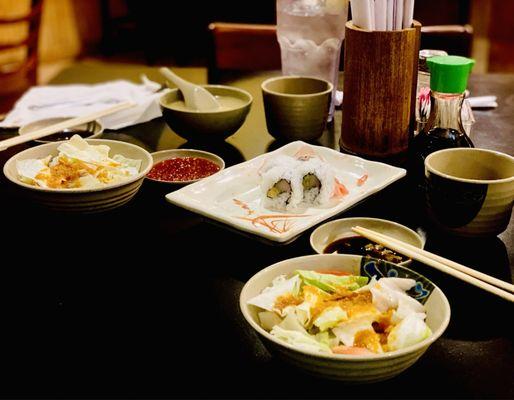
left=180, top=140, right=245, bottom=167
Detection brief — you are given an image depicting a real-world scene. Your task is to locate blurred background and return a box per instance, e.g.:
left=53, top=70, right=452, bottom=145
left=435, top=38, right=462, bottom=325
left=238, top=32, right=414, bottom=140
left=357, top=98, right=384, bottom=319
left=0, top=0, right=512, bottom=91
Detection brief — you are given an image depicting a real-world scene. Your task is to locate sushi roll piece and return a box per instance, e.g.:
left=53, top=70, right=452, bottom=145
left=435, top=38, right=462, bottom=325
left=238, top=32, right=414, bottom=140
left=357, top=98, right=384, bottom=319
left=258, top=154, right=297, bottom=176
left=297, top=158, right=335, bottom=206
left=261, top=166, right=302, bottom=211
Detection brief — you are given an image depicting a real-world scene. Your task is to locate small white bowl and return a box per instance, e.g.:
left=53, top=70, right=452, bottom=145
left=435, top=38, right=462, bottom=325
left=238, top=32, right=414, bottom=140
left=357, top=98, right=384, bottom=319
left=310, top=217, right=425, bottom=266
left=3, top=139, right=152, bottom=213
left=146, top=149, right=225, bottom=186
left=240, top=254, right=451, bottom=383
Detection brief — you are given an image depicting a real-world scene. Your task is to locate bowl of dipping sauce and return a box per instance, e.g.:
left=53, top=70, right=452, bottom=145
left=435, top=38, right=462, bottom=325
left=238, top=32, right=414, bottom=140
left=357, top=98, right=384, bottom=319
left=159, top=85, right=252, bottom=141
left=310, top=217, right=425, bottom=266
left=19, top=117, right=103, bottom=143
left=146, top=149, right=225, bottom=186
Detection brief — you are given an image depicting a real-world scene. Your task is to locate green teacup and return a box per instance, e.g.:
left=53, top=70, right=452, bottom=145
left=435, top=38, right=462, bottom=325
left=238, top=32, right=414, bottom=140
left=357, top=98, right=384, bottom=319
left=261, top=76, right=333, bottom=141
left=425, top=148, right=514, bottom=237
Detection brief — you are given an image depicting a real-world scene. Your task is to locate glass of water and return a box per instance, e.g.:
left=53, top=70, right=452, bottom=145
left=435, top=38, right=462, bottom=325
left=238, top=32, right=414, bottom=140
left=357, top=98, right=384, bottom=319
left=276, top=0, right=349, bottom=120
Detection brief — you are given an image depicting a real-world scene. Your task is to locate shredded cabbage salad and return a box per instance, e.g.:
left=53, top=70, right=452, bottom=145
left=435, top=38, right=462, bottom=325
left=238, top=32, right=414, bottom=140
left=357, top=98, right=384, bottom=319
left=247, top=270, right=431, bottom=355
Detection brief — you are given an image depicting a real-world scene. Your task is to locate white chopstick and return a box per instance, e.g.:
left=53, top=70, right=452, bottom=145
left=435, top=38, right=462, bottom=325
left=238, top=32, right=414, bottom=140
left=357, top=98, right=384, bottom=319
left=352, top=226, right=514, bottom=303
left=0, top=101, right=135, bottom=151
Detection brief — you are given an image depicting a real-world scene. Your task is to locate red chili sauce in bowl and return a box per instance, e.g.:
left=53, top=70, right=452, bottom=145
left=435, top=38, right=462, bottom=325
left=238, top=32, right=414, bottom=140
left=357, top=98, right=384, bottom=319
left=147, top=157, right=221, bottom=182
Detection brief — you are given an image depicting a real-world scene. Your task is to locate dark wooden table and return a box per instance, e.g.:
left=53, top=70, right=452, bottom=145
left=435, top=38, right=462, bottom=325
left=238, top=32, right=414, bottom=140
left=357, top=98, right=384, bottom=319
left=0, top=62, right=512, bottom=398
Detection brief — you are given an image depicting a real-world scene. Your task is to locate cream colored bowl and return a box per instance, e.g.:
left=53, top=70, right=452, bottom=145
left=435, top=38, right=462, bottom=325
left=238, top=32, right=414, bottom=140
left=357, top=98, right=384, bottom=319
left=3, top=139, right=152, bottom=213
left=310, top=217, right=425, bottom=266
left=240, top=254, right=450, bottom=383
left=425, top=148, right=514, bottom=237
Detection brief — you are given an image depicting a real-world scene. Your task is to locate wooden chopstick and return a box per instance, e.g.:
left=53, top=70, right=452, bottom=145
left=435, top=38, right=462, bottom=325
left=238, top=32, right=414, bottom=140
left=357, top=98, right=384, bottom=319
left=0, top=101, right=135, bottom=151
left=352, top=226, right=514, bottom=303
left=353, top=226, right=514, bottom=293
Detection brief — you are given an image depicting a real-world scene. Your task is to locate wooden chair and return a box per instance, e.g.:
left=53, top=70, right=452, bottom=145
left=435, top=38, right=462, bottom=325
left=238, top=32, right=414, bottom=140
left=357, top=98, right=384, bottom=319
left=208, top=22, right=281, bottom=83
left=207, top=21, right=474, bottom=82
left=0, top=0, right=43, bottom=114
left=420, top=24, right=473, bottom=57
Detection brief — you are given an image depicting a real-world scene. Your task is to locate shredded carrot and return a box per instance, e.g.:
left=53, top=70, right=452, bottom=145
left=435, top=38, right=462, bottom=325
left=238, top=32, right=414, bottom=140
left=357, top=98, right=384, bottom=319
left=332, top=345, right=375, bottom=355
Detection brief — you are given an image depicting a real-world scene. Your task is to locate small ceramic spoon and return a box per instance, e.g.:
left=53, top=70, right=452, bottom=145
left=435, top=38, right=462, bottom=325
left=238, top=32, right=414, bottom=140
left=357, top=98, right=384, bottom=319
left=159, top=67, right=220, bottom=111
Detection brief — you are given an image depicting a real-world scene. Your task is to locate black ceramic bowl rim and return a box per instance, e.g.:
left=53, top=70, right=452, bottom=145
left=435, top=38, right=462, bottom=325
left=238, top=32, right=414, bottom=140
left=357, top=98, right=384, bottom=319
left=159, top=85, right=253, bottom=114
left=425, top=148, right=514, bottom=185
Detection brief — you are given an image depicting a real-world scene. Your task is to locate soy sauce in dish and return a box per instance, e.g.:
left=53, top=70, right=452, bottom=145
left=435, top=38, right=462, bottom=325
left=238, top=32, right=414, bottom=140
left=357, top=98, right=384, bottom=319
left=323, top=236, right=409, bottom=264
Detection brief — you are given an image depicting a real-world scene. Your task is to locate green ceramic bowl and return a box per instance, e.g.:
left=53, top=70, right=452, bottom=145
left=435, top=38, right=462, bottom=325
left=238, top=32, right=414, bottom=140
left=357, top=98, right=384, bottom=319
left=240, top=254, right=450, bottom=383
left=261, top=76, right=333, bottom=141
left=425, top=148, right=514, bottom=237
left=160, top=85, right=252, bottom=141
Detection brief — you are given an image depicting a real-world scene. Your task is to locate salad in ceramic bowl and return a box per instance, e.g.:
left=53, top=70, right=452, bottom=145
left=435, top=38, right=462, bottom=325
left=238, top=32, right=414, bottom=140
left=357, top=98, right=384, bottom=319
left=247, top=269, right=431, bottom=356
left=240, top=254, right=450, bottom=382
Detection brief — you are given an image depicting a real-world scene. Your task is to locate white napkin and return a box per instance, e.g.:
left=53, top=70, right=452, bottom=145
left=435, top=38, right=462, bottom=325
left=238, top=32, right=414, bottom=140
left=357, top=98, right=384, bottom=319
left=0, top=76, right=169, bottom=130
left=467, top=96, right=498, bottom=109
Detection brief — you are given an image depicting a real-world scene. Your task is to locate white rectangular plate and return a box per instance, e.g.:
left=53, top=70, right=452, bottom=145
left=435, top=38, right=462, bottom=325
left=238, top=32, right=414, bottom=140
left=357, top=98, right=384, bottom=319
left=166, top=141, right=406, bottom=243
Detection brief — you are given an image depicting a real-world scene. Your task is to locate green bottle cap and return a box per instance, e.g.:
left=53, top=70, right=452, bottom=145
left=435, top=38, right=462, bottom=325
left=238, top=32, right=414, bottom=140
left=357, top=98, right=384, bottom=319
left=427, top=56, right=475, bottom=93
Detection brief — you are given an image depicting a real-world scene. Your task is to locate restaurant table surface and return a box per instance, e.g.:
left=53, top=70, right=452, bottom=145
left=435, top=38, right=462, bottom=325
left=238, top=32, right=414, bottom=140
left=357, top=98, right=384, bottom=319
left=0, top=61, right=513, bottom=399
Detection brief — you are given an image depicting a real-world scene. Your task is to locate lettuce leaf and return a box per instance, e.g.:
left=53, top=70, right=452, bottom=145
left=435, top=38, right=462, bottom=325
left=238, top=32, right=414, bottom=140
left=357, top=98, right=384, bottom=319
left=270, top=325, right=331, bottom=354
left=278, top=312, right=308, bottom=334
left=295, top=270, right=368, bottom=292
left=332, top=315, right=377, bottom=347
left=387, top=313, right=432, bottom=351
left=258, top=311, right=283, bottom=331
left=359, top=277, right=425, bottom=322
left=247, top=275, right=301, bottom=312
left=313, top=306, right=348, bottom=331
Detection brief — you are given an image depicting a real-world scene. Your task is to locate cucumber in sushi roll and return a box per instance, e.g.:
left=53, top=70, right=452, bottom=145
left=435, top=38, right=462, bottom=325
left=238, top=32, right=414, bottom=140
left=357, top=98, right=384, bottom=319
left=298, top=158, right=335, bottom=206
left=261, top=166, right=302, bottom=211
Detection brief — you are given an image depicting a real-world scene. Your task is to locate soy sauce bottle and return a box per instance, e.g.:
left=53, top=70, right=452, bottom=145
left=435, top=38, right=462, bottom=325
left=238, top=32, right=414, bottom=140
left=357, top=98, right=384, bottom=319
left=409, top=55, right=476, bottom=190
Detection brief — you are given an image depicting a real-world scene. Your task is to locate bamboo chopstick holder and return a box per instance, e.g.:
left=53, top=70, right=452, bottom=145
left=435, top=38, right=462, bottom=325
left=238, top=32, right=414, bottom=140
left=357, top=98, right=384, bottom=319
left=352, top=226, right=514, bottom=303
left=0, top=101, right=135, bottom=151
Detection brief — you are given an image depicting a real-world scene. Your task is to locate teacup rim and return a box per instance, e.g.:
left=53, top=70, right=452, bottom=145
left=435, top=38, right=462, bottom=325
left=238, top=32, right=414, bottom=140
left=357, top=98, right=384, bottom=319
left=261, top=75, right=334, bottom=98
left=159, top=85, right=253, bottom=114
left=425, top=147, right=514, bottom=185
